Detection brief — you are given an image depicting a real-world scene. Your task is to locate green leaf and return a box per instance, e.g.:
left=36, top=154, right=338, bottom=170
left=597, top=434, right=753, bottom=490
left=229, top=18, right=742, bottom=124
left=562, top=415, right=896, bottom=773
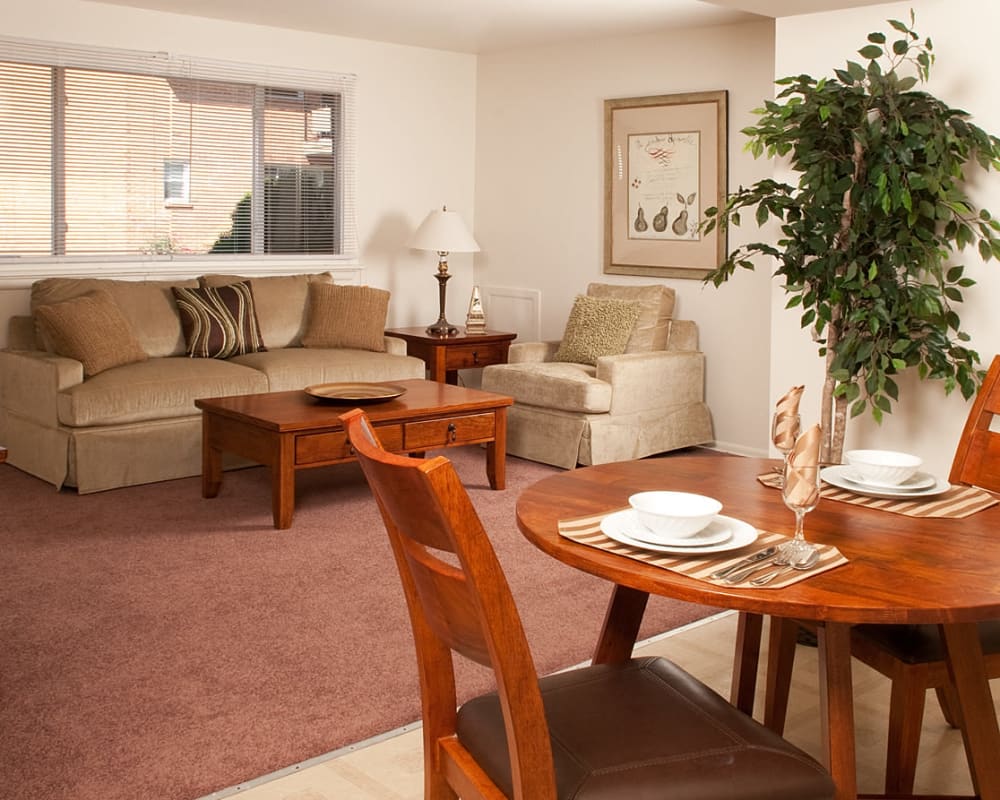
left=858, top=44, right=883, bottom=60
left=892, top=39, right=909, bottom=56
left=867, top=32, right=886, bottom=44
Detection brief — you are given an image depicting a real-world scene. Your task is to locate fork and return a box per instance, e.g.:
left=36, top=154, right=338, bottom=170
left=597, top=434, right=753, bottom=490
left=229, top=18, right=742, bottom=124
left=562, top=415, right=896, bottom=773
left=723, top=550, right=791, bottom=584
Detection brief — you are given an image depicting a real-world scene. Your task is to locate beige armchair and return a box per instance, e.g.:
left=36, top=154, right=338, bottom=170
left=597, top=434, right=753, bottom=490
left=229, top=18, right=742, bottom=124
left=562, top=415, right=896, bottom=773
left=481, top=283, right=713, bottom=469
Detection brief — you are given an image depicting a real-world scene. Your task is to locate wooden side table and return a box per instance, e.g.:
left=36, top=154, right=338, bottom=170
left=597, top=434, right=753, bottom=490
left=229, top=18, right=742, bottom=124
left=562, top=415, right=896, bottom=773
left=385, top=327, right=517, bottom=385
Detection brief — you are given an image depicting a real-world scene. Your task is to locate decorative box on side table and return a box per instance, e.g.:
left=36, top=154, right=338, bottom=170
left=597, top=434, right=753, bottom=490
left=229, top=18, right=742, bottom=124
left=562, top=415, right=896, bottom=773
left=385, top=327, right=517, bottom=385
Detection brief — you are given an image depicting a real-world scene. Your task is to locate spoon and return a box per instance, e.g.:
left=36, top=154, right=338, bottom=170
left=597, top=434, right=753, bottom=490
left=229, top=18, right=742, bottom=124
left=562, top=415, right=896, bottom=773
left=750, top=549, right=821, bottom=586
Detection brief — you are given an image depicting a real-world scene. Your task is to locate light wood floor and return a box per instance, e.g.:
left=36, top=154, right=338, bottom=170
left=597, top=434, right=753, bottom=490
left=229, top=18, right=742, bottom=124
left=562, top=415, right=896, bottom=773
left=207, top=612, right=998, bottom=799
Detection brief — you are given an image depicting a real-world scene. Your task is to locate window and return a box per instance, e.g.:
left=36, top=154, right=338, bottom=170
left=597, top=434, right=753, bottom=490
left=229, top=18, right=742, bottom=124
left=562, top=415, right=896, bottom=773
left=0, top=37, right=357, bottom=260
left=163, top=160, right=190, bottom=205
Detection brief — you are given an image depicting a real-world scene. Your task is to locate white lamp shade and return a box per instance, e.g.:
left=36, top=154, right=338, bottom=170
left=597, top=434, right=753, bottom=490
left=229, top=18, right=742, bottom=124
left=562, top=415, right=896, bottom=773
left=409, top=207, right=480, bottom=253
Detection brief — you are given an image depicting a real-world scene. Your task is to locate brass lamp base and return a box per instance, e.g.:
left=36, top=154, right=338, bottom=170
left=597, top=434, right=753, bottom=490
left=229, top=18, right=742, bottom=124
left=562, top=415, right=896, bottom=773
left=426, top=270, right=458, bottom=337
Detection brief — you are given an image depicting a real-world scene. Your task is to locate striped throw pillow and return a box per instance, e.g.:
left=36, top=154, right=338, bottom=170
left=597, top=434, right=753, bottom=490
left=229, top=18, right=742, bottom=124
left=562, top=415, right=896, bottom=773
left=172, top=282, right=266, bottom=358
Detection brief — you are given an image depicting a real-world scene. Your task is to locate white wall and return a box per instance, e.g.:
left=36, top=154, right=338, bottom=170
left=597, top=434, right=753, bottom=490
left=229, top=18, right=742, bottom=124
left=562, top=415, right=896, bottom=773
left=772, top=0, right=1000, bottom=476
left=0, top=0, right=478, bottom=338
left=474, top=21, right=778, bottom=455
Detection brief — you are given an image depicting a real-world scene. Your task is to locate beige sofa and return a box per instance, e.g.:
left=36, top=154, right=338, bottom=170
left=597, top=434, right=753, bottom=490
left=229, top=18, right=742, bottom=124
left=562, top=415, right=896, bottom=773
left=481, top=283, right=713, bottom=469
left=0, top=273, right=425, bottom=493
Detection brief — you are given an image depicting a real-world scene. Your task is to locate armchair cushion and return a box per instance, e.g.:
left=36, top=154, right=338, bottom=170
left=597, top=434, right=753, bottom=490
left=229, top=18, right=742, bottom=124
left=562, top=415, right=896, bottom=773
left=481, top=360, right=612, bottom=414
left=553, top=295, right=640, bottom=366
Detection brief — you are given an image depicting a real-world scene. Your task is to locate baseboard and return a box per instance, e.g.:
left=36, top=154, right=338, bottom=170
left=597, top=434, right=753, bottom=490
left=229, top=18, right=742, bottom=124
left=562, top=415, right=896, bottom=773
left=701, top=440, right=769, bottom=459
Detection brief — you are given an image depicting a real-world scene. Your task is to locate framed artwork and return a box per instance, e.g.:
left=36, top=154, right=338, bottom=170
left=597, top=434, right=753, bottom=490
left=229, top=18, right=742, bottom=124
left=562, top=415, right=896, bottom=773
left=604, top=90, right=728, bottom=279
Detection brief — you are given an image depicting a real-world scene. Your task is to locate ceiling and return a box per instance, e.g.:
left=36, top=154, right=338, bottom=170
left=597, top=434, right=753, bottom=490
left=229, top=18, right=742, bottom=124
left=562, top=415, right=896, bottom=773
left=93, top=0, right=891, bottom=54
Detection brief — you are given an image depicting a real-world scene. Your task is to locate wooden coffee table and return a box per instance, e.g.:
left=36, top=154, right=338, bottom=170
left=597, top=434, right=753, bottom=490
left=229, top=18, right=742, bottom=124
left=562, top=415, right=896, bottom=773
left=196, top=379, right=513, bottom=529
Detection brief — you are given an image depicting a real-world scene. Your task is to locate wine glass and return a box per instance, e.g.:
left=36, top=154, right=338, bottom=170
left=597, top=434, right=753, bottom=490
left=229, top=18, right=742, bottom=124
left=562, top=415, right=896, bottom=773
left=781, top=456, right=821, bottom=561
left=771, top=412, right=801, bottom=487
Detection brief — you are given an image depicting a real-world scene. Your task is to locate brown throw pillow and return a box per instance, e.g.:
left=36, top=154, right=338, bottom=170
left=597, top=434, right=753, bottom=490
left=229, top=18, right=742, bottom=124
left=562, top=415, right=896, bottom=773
left=553, top=294, right=641, bottom=366
left=172, top=282, right=266, bottom=358
left=34, top=289, right=148, bottom=377
left=300, top=283, right=389, bottom=352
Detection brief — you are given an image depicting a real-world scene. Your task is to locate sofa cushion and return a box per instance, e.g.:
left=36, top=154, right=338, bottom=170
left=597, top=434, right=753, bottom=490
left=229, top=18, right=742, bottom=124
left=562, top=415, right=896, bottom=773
left=229, top=347, right=425, bottom=391
left=586, top=283, right=675, bottom=353
left=31, top=277, right=198, bottom=358
left=199, top=272, right=333, bottom=348
left=172, top=282, right=267, bottom=359
left=300, top=283, right=389, bottom=352
left=34, top=290, right=148, bottom=377
left=57, top=357, right=268, bottom=427
left=554, top=295, right=640, bottom=366
left=480, top=362, right=612, bottom=414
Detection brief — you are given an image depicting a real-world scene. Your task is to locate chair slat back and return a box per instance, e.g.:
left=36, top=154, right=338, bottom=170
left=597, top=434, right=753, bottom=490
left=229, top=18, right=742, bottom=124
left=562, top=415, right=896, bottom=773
left=341, top=409, right=556, bottom=797
left=950, top=354, right=1000, bottom=493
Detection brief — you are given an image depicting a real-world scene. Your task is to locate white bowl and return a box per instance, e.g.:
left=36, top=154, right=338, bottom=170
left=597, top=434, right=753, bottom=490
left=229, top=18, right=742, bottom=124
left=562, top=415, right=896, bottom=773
left=628, top=491, right=722, bottom=540
left=845, top=449, right=923, bottom=487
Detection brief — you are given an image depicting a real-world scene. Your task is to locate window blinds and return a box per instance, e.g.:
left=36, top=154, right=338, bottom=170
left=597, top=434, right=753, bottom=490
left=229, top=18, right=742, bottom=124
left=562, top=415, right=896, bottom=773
left=0, top=36, right=357, bottom=259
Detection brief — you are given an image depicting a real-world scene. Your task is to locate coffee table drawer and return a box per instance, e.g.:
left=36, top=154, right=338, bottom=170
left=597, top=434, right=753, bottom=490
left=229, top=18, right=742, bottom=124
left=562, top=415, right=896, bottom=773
left=444, top=342, right=508, bottom=370
left=405, top=412, right=495, bottom=449
left=296, top=423, right=403, bottom=464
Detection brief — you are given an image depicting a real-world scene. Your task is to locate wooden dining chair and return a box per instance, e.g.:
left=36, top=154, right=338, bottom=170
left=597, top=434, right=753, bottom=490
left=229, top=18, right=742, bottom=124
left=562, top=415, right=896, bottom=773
left=340, top=407, right=835, bottom=800
left=766, top=354, right=1000, bottom=795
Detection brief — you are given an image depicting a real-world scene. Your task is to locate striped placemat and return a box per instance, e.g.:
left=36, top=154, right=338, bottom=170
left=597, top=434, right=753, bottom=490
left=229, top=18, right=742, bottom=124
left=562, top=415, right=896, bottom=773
left=557, top=510, right=848, bottom=589
left=757, top=471, right=998, bottom=518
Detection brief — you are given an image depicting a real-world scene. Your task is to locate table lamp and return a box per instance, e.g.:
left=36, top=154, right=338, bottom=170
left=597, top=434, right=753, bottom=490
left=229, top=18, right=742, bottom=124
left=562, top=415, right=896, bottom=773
left=409, top=206, right=480, bottom=336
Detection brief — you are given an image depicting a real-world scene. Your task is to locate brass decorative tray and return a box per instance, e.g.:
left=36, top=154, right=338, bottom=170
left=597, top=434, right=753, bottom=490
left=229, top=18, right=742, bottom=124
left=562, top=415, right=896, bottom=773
left=304, top=382, right=407, bottom=403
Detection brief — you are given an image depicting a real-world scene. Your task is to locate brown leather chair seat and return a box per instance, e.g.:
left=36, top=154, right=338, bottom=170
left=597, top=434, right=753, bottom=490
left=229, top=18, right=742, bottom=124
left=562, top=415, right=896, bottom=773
left=852, top=621, right=1000, bottom=665
left=459, top=657, right=833, bottom=799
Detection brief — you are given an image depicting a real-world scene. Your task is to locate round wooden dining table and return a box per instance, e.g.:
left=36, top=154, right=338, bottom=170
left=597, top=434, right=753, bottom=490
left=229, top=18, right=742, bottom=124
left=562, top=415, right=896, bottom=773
left=515, top=454, right=1000, bottom=800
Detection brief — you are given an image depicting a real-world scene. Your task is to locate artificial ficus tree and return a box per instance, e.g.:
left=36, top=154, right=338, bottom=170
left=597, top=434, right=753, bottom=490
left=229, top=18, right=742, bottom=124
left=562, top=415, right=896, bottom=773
left=702, top=12, right=1000, bottom=464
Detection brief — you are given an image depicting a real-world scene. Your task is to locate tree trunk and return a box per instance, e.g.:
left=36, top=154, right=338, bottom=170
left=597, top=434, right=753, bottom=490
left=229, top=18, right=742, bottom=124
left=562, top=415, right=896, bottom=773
left=821, top=137, right=865, bottom=464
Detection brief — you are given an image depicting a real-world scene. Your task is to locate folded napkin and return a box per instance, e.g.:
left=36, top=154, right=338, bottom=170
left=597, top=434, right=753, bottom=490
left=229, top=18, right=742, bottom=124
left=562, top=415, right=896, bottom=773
left=773, top=385, right=804, bottom=451
left=784, top=423, right=822, bottom=508
left=557, top=511, right=847, bottom=590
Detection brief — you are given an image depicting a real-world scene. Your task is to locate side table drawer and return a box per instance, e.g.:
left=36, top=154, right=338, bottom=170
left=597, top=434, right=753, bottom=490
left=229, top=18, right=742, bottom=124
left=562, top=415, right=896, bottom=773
left=405, top=412, right=495, bottom=449
left=296, top=423, right=403, bottom=464
left=444, top=342, right=508, bottom=370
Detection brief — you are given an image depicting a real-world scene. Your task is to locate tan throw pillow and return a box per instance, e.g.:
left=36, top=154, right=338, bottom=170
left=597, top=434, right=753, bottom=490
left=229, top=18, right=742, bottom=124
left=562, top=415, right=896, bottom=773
left=34, top=289, right=148, bottom=377
left=300, top=283, right=389, bottom=352
left=172, top=282, right=267, bottom=359
left=553, top=295, right=641, bottom=366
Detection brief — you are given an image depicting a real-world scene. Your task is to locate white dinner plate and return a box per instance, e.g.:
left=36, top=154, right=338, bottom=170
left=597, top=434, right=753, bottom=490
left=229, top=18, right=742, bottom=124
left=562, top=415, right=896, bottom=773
left=821, top=465, right=951, bottom=499
left=618, top=509, right=732, bottom=547
left=601, top=511, right=758, bottom=555
left=841, top=469, right=936, bottom=491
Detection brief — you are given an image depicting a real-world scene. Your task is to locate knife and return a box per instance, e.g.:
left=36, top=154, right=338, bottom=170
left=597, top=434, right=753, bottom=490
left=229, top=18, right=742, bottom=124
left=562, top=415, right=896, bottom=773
left=709, top=546, right=778, bottom=580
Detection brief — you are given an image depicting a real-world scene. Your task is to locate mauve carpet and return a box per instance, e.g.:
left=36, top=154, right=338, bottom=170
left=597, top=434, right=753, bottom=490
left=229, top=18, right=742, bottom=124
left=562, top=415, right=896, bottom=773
left=0, top=449, right=713, bottom=800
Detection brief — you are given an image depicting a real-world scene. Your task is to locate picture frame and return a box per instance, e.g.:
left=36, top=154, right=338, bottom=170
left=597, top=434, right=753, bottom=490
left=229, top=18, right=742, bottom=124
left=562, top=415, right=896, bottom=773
left=604, top=90, right=728, bottom=280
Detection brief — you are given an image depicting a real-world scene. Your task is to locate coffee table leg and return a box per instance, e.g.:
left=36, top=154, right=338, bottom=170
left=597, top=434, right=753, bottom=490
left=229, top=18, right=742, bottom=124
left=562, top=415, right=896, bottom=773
left=271, top=436, right=296, bottom=529
left=202, top=415, right=222, bottom=499
left=486, top=408, right=508, bottom=490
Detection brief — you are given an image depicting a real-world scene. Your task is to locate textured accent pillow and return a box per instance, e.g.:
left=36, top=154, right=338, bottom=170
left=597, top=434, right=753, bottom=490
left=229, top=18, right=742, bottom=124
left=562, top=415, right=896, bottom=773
left=300, top=283, right=389, bottom=352
left=34, top=289, right=148, bottom=377
left=586, top=283, right=675, bottom=353
left=171, top=282, right=267, bottom=359
left=553, top=295, right=641, bottom=366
